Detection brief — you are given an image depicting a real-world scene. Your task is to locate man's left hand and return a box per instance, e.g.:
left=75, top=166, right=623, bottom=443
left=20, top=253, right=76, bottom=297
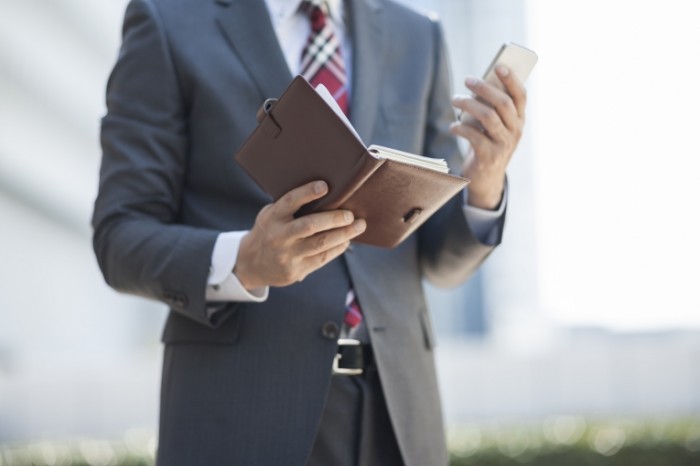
left=450, top=65, right=527, bottom=210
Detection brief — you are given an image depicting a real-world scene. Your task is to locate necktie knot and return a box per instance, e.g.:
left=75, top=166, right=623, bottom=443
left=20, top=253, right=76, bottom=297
left=300, top=0, right=329, bottom=31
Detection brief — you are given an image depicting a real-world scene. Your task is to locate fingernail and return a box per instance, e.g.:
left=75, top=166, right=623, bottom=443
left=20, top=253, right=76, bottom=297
left=344, top=211, right=353, bottom=223
left=465, top=77, right=478, bottom=87
left=354, top=219, right=366, bottom=233
left=496, top=65, right=509, bottom=76
left=314, top=181, right=327, bottom=194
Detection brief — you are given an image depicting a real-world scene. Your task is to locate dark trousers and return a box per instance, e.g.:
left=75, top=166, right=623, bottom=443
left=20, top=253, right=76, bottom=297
left=306, top=367, right=405, bottom=466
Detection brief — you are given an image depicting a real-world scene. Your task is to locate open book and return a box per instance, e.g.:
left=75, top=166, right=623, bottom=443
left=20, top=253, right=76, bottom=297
left=234, top=76, right=468, bottom=248
left=314, top=83, right=450, bottom=174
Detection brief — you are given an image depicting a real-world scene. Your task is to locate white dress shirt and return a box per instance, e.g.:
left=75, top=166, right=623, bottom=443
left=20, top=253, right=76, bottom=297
left=204, top=0, right=507, bottom=304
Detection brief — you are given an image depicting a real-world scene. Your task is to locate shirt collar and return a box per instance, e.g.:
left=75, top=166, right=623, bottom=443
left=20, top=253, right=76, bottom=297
left=264, top=0, right=344, bottom=25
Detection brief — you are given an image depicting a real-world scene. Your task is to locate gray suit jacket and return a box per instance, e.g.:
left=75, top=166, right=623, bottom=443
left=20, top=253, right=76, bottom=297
left=93, top=0, right=504, bottom=464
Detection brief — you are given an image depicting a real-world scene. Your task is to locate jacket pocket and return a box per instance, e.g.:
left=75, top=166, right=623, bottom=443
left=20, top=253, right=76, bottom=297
left=161, top=303, right=243, bottom=345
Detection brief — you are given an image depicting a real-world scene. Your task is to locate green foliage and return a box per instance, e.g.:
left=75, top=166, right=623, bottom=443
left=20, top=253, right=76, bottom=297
left=1, top=418, right=699, bottom=465
left=0, top=435, right=155, bottom=466
left=451, top=444, right=700, bottom=466
left=448, top=417, right=700, bottom=466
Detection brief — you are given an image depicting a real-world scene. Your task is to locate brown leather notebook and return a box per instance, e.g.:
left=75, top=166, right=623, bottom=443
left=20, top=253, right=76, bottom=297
left=234, top=76, right=468, bottom=248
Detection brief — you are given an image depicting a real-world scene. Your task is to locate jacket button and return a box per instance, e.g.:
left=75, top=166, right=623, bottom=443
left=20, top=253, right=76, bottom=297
left=321, top=321, right=340, bottom=340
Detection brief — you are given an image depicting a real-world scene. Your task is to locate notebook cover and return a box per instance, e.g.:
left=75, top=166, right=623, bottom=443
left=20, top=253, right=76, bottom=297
left=234, top=76, right=468, bottom=248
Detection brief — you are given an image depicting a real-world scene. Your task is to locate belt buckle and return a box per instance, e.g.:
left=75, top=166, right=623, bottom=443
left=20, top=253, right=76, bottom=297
left=332, top=338, right=363, bottom=376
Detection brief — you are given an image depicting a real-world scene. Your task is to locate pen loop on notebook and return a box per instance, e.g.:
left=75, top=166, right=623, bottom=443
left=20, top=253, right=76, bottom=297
left=257, top=98, right=282, bottom=138
left=256, top=98, right=278, bottom=123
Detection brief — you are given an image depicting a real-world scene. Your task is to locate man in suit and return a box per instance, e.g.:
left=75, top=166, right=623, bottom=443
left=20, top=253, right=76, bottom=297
left=92, top=0, right=527, bottom=464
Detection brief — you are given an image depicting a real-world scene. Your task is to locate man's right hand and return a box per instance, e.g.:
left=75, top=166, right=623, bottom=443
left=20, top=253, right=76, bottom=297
left=233, top=180, right=366, bottom=290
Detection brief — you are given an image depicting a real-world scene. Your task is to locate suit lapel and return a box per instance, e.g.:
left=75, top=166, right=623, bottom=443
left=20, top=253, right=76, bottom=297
left=347, top=0, right=384, bottom=143
left=214, top=0, right=293, bottom=101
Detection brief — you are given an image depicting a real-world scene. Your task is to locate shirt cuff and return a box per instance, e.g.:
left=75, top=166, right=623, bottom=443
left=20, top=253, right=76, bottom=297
left=206, top=231, right=269, bottom=303
left=463, top=183, right=508, bottom=245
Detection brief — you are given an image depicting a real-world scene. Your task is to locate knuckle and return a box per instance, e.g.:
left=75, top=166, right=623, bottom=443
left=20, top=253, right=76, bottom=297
left=514, top=126, right=523, bottom=140
left=314, top=233, right=328, bottom=250
left=483, top=107, right=497, bottom=120
left=289, top=218, right=307, bottom=237
left=472, top=138, right=486, bottom=152
left=483, top=108, right=499, bottom=126
left=280, top=267, right=297, bottom=283
left=299, top=217, right=318, bottom=236
left=496, top=95, right=511, bottom=111
left=272, top=251, right=288, bottom=267
left=283, top=188, right=305, bottom=209
left=258, top=204, right=273, bottom=222
left=281, top=194, right=297, bottom=212
left=318, top=250, right=329, bottom=265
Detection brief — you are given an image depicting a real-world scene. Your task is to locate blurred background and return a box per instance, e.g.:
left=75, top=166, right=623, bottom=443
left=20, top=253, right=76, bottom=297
left=1, top=0, right=699, bottom=464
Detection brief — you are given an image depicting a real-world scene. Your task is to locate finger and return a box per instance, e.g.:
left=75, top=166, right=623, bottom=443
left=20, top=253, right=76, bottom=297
left=495, top=65, right=527, bottom=118
left=296, top=219, right=367, bottom=257
left=451, top=93, right=475, bottom=115
left=301, top=240, right=352, bottom=277
left=451, top=95, right=505, bottom=141
left=289, top=209, right=356, bottom=240
left=449, top=122, right=489, bottom=153
left=463, top=76, right=520, bottom=131
left=275, top=180, right=328, bottom=217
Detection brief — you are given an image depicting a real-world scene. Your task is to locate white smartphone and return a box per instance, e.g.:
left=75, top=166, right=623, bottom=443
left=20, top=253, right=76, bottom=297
left=459, top=42, right=538, bottom=125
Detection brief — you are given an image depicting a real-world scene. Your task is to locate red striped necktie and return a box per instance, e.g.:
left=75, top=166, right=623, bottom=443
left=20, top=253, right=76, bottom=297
left=299, top=0, right=349, bottom=115
left=344, top=289, right=362, bottom=328
left=300, top=0, right=360, bottom=329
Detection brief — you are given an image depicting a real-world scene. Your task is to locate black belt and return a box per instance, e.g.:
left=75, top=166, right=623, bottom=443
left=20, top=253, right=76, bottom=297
left=333, top=339, right=373, bottom=376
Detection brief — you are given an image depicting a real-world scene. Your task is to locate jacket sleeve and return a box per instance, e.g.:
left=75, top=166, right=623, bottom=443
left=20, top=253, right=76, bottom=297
left=417, top=18, right=506, bottom=287
left=92, top=0, right=220, bottom=327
